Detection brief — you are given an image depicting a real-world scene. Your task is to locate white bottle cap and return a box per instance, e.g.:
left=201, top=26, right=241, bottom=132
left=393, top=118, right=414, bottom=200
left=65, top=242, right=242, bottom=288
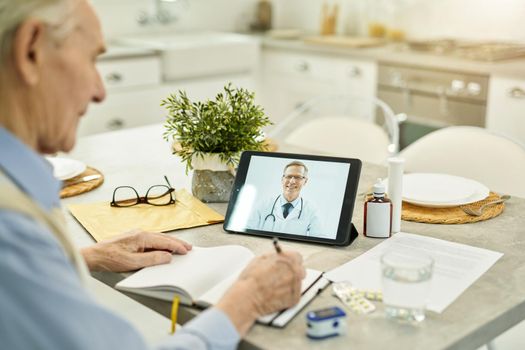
left=373, top=180, right=385, bottom=196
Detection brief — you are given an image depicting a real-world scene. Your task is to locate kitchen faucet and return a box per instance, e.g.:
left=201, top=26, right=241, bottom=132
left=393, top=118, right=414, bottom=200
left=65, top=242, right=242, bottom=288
left=137, top=0, right=178, bottom=26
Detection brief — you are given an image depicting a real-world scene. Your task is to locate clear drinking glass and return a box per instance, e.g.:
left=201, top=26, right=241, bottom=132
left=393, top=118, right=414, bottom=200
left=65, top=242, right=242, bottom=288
left=381, top=250, right=434, bottom=323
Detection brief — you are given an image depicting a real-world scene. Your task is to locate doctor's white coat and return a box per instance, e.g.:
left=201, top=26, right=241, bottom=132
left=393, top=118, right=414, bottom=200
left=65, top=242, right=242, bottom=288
left=246, top=195, right=326, bottom=238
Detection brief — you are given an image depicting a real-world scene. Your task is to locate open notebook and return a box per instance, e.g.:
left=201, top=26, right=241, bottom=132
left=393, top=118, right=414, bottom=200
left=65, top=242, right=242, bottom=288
left=116, top=245, right=328, bottom=327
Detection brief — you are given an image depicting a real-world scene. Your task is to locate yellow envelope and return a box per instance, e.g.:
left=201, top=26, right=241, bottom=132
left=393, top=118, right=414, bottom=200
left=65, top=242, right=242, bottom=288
left=68, top=189, right=224, bottom=242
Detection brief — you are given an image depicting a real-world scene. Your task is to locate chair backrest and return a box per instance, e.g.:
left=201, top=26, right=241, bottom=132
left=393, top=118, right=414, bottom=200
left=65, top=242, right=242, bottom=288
left=268, top=94, right=400, bottom=165
left=400, top=126, right=525, bottom=198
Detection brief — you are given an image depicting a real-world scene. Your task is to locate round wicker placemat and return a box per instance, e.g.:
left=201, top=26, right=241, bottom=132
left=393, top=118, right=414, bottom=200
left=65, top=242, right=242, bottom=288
left=402, top=192, right=505, bottom=224
left=60, top=167, right=104, bottom=199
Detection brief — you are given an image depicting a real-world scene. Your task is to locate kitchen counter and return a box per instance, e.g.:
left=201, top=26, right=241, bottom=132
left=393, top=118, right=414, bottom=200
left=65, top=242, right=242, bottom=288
left=260, top=36, right=525, bottom=79
left=102, top=32, right=525, bottom=79
left=100, top=44, right=157, bottom=60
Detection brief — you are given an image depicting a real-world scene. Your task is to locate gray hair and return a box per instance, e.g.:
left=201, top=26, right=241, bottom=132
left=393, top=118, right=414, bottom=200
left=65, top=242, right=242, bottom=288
left=283, top=161, right=309, bottom=177
left=0, top=0, right=77, bottom=66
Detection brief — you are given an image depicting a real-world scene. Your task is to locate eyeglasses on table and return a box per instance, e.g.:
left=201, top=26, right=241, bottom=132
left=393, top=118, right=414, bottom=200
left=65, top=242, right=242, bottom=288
left=110, top=175, right=176, bottom=207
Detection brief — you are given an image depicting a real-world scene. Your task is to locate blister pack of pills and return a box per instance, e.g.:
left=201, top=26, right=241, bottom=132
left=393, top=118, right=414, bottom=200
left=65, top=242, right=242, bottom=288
left=332, top=281, right=381, bottom=314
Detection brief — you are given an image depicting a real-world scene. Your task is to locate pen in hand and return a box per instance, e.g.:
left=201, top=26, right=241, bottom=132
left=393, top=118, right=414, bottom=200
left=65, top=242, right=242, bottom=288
left=273, top=237, right=282, bottom=254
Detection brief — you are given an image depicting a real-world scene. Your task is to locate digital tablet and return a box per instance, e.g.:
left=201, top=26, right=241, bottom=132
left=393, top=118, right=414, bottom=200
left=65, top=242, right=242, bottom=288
left=223, top=151, right=361, bottom=246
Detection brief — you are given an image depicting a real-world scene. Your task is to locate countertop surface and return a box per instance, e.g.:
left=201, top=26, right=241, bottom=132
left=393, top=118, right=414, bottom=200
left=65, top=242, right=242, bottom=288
left=100, top=44, right=157, bottom=60
left=102, top=32, right=525, bottom=79
left=259, top=35, right=525, bottom=79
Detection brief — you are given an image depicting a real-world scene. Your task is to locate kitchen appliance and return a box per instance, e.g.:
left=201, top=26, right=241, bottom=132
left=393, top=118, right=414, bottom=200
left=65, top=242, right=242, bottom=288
left=377, top=63, right=489, bottom=149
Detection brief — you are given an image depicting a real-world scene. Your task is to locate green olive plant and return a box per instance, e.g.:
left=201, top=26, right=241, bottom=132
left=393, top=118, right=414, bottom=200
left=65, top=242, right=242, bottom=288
left=162, top=83, right=272, bottom=173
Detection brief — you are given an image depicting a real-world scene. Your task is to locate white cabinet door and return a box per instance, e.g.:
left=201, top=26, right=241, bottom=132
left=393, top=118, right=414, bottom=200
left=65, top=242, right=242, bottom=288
left=80, top=75, right=256, bottom=137
left=487, top=76, right=525, bottom=143
left=78, top=86, right=167, bottom=136
left=260, top=50, right=377, bottom=124
left=79, top=53, right=256, bottom=137
left=78, top=55, right=162, bottom=136
left=337, top=59, right=377, bottom=100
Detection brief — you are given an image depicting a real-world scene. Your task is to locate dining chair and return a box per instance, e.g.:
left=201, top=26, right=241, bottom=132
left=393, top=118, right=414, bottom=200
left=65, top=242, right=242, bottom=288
left=400, top=126, right=525, bottom=198
left=268, top=94, right=405, bottom=165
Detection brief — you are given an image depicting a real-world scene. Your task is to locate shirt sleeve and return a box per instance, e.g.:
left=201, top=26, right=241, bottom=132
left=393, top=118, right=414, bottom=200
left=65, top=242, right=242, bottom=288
left=0, top=211, right=240, bottom=350
left=156, top=308, right=240, bottom=350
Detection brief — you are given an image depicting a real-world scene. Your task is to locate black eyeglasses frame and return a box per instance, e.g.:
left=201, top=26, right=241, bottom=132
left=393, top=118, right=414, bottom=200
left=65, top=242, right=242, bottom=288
left=110, top=176, right=176, bottom=207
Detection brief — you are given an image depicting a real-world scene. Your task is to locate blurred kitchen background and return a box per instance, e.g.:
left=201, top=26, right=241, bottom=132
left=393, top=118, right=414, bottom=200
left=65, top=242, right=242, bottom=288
left=83, top=0, right=525, bottom=150
left=92, top=0, right=525, bottom=40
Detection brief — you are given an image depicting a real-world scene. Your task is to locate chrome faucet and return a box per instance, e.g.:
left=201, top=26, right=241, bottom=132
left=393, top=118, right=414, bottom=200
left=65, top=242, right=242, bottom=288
left=137, top=0, right=178, bottom=26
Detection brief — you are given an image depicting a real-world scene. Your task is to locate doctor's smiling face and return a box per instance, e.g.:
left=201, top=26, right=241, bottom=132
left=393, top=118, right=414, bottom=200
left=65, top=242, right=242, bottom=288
left=282, top=163, right=308, bottom=202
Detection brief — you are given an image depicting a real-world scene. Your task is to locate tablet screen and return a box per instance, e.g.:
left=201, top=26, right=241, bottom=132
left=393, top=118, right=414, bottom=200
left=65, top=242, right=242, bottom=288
left=224, top=151, right=361, bottom=245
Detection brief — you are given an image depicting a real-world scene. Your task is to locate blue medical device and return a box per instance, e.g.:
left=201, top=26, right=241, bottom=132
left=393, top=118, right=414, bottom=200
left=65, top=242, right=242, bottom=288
left=306, top=306, right=347, bottom=339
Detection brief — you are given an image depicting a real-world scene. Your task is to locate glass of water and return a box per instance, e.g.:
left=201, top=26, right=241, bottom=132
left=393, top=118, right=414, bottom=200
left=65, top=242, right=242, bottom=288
left=381, top=250, right=434, bottom=323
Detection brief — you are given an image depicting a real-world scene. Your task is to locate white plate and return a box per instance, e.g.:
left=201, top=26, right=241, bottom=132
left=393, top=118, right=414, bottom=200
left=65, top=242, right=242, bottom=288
left=45, top=157, right=86, bottom=180
left=403, top=173, right=478, bottom=203
left=384, top=173, right=490, bottom=208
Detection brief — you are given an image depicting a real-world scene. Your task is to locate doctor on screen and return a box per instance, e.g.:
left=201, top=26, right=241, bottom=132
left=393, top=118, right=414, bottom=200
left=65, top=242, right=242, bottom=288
left=247, top=161, right=324, bottom=237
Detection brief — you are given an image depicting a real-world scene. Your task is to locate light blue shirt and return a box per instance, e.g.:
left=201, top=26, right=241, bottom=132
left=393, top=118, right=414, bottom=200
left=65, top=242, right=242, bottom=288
left=247, top=194, right=326, bottom=237
left=0, top=127, right=240, bottom=350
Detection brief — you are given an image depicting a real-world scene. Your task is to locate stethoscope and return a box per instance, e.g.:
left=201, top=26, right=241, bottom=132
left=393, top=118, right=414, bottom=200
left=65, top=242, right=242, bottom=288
left=264, top=195, right=303, bottom=224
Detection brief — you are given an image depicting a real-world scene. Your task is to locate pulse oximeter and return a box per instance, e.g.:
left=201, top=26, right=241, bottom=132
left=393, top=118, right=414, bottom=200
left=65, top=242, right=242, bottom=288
left=306, top=306, right=347, bottom=339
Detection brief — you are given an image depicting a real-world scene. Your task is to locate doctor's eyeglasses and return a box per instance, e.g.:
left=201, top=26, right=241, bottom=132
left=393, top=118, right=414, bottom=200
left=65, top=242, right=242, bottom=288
left=282, top=175, right=306, bottom=181
left=110, top=176, right=175, bottom=207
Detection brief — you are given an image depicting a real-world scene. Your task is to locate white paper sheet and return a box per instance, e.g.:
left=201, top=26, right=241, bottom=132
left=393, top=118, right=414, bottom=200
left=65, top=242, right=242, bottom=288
left=325, top=232, right=503, bottom=313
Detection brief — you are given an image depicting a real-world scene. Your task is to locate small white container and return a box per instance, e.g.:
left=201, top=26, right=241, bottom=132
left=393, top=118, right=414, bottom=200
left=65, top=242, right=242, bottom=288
left=364, top=180, right=392, bottom=238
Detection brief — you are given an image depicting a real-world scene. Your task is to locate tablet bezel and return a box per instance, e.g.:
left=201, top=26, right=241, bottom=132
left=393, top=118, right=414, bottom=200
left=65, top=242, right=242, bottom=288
left=223, top=151, right=362, bottom=246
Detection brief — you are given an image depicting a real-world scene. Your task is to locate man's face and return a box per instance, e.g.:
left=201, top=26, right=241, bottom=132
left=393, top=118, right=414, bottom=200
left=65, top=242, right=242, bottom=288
left=281, top=165, right=308, bottom=202
left=34, top=0, right=106, bottom=153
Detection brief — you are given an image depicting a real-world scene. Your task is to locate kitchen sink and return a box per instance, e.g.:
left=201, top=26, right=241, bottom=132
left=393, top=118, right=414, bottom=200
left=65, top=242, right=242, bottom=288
left=114, top=32, right=259, bottom=81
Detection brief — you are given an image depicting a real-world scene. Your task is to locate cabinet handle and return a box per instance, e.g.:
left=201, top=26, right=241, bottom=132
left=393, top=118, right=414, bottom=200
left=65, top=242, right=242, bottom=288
left=107, top=118, right=125, bottom=130
left=295, top=61, right=310, bottom=73
left=105, top=72, right=123, bottom=83
left=508, top=87, right=525, bottom=99
left=347, top=66, right=361, bottom=77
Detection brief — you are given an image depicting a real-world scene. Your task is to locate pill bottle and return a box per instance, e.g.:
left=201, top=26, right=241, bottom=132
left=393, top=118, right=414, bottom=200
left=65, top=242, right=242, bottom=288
left=364, top=179, right=392, bottom=238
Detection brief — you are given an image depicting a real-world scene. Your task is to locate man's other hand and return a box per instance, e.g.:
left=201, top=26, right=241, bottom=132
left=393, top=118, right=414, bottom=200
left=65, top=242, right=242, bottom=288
left=81, top=230, right=192, bottom=272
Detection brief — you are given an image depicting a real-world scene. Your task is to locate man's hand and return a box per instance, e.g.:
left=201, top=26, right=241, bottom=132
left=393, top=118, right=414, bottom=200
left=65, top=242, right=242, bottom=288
left=81, top=230, right=192, bottom=272
left=216, top=250, right=306, bottom=336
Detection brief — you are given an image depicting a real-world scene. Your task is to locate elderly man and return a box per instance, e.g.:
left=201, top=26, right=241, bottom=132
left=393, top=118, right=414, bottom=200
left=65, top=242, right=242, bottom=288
left=0, top=0, right=305, bottom=349
left=247, top=161, right=324, bottom=237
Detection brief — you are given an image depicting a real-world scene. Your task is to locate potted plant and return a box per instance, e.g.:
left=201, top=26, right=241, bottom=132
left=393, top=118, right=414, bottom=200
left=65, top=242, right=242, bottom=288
left=162, top=83, right=272, bottom=202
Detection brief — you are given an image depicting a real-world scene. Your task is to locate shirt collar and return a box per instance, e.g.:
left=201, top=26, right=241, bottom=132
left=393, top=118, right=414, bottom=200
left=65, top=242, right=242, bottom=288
left=0, top=126, right=61, bottom=211
left=279, top=195, right=301, bottom=208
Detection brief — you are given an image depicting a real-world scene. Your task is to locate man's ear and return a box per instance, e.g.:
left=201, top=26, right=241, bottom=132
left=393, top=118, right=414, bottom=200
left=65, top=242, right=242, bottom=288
left=12, top=19, right=46, bottom=86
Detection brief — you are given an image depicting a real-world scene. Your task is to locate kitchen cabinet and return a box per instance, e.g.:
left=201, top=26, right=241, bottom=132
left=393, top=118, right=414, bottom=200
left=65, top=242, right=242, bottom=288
left=79, top=53, right=257, bottom=137
left=487, top=75, right=525, bottom=143
left=259, top=50, right=377, bottom=124
left=78, top=55, right=163, bottom=136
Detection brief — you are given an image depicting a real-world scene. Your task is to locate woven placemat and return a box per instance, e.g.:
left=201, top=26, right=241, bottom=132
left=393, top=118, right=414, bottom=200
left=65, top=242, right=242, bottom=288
left=402, top=192, right=505, bottom=224
left=60, top=167, right=104, bottom=199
